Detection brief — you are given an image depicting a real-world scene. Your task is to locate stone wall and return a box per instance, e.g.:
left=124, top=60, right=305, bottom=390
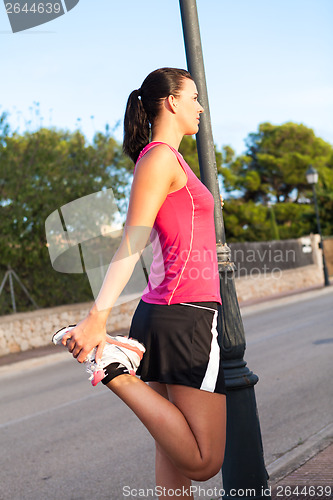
left=233, top=234, right=327, bottom=303
left=0, top=296, right=140, bottom=357
left=234, top=264, right=324, bottom=304
left=323, top=238, right=333, bottom=276
left=0, top=235, right=329, bottom=357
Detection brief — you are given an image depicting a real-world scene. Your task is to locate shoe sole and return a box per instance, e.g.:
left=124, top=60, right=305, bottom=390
left=52, top=325, right=76, bottom=345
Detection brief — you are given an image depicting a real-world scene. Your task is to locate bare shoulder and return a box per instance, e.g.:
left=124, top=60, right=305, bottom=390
left=135, top=144, right=180, bottom=181
left=126, top=144, right=180, bottom=227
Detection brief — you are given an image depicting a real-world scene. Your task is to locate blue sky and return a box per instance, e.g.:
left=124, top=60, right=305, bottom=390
left=1, top=0, right=333, bottom=155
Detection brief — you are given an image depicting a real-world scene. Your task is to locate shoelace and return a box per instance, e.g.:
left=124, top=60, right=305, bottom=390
left=85, top=358, right=103, bottom=378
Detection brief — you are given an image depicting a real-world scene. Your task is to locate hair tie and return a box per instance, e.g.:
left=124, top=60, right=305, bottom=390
left=136, top=88, right=142, bottom=99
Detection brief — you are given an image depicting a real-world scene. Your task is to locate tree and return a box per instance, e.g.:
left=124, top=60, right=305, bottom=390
left=220, top=122, right=333, bottom=241
left=0, top=119, right=133, bottom=313
left=222, top=200, right=270, bottom=243
left=313, top=150, right=333, bottom=236
left=221, top=122, right=333, bottom=205
left=179, top=135, right=223, bottom=176
left=269, top=206, right=280, bottom=241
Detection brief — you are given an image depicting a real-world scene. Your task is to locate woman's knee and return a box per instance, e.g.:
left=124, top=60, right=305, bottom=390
left=155, top=441, right=223, bottom=482
left=187, top=453, right=225, bottom=482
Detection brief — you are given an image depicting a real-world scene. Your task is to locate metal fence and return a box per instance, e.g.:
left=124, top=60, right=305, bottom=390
left=229, top=237, right=315, bottom=277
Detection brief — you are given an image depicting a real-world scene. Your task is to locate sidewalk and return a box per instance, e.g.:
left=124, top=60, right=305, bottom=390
left=271, top=442, right=333, bottom=499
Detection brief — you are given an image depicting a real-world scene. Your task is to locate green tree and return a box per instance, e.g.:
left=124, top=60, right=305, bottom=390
left=273, top=202, right=314, bottom=239
left=223, top=200, right=270, bottom=242
left=311, top=150, right=333, bottom=236
left=269, top=206, right=280, bottom=241
left=179, top=135, right=223, bottom=177
left=221, top=122, right=333, bottom=241
left=0, top=119, right=132, bottom=314
left=221, top=122, right=332, bottom=204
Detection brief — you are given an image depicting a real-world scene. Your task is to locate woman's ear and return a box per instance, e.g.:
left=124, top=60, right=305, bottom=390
left=166, top=94, right=178, bottom=114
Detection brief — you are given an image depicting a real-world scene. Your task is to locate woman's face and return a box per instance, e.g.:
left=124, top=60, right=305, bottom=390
left=173, top=78, right=204, bottom=135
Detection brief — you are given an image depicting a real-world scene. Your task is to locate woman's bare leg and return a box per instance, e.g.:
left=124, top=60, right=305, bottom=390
left=149, top=382, right=193, bottom=500
left=106, top=375, right=226, bottom=482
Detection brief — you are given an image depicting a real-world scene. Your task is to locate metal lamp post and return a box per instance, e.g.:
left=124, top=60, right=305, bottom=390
left=305, top=165, right=330, bottom=287
left=179, top=1, right=270, bottom=498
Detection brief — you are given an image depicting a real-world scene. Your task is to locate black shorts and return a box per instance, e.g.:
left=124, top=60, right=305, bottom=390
left=129, top=299, right=226, bottom=394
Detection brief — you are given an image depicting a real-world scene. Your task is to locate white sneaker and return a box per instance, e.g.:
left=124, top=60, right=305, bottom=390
left=52, top=326, right=145, bottom=386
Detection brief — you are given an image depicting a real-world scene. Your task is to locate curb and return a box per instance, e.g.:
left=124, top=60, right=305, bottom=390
left=0, top=350, right=70, bottom=379
left=240, top=284, right=333, bottom=317
left=267, top=423, right=333, bottom=485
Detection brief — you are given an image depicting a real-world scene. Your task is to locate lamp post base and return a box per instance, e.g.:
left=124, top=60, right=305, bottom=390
left=222, top=362, right=270, bottom=500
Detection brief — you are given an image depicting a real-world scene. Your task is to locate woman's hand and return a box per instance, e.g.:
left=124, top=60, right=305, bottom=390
left=220, top=194, right=224, bottom=209
left=60, top=313, right=107, bottom=364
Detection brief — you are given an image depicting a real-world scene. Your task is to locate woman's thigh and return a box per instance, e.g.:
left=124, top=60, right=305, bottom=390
left=166, top=384, right=226, bottom=464
left=149, top=382, right=226, bottom=453
left=149, top=381, right=169, bottom=399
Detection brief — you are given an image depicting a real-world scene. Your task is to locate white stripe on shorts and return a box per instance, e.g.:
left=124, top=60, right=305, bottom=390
left=180, top=303, right=220, bottom=392
left=179, top=302, right=217, bottom=313
left=200, top=309, right=219, bottom=392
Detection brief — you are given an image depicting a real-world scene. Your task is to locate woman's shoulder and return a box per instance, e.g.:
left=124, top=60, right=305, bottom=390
left=138, top=142, right=177, bottom=160
left=135, top=143, right=180, bottom=175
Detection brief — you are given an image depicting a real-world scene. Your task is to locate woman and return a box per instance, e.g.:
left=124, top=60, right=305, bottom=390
left=55, top=67, right=226, bottom=498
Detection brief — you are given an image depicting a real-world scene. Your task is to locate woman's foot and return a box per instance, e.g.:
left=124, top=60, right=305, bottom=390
left=52, top=326, right=145, bottom=386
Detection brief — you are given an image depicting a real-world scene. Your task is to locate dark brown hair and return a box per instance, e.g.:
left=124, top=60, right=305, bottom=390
left=123, top=67, right=193, bottom=163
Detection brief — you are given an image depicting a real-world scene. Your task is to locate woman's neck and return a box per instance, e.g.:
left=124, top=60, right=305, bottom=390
left=151, top=123, right=183, bottom=151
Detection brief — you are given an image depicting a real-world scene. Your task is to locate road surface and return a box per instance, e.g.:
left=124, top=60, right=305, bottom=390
left=0, top=287, right=332, bottom=499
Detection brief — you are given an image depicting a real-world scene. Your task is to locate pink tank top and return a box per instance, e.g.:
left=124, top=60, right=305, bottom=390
left=135, top=142, right=221, bottom=305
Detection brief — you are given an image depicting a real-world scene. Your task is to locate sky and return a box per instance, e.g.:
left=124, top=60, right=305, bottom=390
left=1, top=0, right=333, bottom=156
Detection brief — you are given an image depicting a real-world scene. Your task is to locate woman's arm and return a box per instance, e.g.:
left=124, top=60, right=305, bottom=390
left=63, top=145, right=180, bottom=363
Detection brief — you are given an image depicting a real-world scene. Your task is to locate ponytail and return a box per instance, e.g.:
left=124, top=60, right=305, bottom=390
left=123, top=89, right=150, bottom=164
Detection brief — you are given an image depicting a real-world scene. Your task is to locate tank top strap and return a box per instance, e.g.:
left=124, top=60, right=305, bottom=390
left=135, top=142, right=189, bottom=176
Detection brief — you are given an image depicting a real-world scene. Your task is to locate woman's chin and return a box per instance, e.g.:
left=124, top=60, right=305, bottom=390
left=185, top=125, right=199, bottom=136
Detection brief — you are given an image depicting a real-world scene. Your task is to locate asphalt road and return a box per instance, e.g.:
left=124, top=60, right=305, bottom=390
left=0, top=287, right=332, bottom=500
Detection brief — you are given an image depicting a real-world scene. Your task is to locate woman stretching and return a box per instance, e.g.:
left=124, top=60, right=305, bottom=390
left=53, top=67, right=226, bottom=499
